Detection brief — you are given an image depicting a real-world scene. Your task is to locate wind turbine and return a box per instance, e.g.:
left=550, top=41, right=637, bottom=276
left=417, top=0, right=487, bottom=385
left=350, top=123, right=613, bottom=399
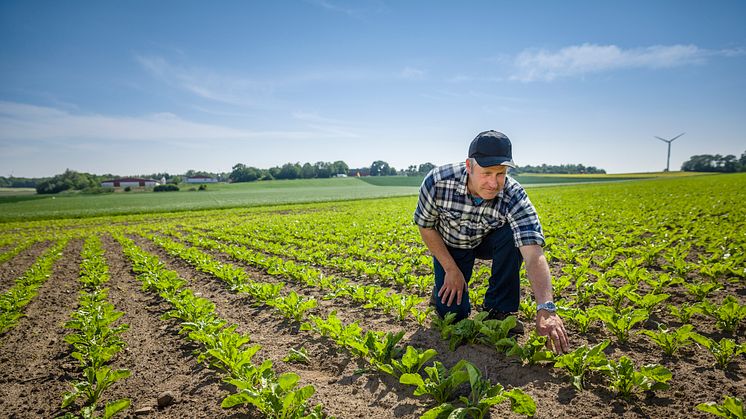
left=654, top=132, right=685, bottom=172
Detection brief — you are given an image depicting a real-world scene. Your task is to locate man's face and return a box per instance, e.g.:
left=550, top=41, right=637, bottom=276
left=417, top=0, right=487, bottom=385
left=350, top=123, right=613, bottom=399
left=466, top=159, right=508, bottom=199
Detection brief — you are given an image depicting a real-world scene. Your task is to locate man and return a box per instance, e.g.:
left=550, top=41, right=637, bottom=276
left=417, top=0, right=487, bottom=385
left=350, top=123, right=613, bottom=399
left=414, top=130, right=569, bottom=354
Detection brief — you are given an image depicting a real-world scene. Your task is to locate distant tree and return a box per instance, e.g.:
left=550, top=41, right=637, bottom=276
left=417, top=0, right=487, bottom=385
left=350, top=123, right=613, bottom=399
left=35, top=169, right=100, bottom=194
left=314, top=161, right=331, bottom=178
left=681, top=153, right=743, bottom=173
left=370, top=160, right=396, bottom=176
left=301, top=163, right=316, bottom=179
left=277, top=163, right=301, bottom=179
left=418, top=162, right=436, bottom=175
left=331, top=160, right=349, bottom=175
left=513, top=164, right=606, bottom=174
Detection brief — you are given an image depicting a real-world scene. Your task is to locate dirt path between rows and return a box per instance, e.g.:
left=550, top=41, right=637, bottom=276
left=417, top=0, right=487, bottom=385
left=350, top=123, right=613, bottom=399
left=0, top=241, right=51, bottom=294
left=101, top=234, right=260, bottom=418
left=130, top=234, right=430, bottom=418
left=0, top=239, right=82, bottom=419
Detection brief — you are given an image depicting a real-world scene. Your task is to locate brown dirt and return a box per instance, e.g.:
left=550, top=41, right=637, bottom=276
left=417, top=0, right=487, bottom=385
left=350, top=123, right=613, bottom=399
left=0, top=239, right=83, bottom=418
left=0, top=241, right=51, bottom=294
left=0, top=233, right=743, bottom=419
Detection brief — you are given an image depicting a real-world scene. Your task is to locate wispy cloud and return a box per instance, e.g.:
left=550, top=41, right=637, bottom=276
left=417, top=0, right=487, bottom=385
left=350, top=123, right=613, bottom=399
left=135, top=55, right=272, bottom=106
left=303, top=0, right=387, bottom=18
left=399, top=67, right=426, bottom=80
left=510, top=43, right=738, bottom=82
left=0, top=101, right=357, bottom=143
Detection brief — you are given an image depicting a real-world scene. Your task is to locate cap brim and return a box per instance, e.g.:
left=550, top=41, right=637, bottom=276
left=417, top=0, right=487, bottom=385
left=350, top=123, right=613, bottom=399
left=474, top=156, right=515, bottom=168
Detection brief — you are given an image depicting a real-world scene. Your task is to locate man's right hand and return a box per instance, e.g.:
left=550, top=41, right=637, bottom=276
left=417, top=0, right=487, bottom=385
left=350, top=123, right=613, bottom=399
left=438, top=269, right=467, bottom=306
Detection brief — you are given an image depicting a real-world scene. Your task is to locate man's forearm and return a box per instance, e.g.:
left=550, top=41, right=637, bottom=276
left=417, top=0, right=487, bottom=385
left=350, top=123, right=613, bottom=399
left=418, top=226, right=458, bottom=273
left=520, top=245, right=554, bottom=304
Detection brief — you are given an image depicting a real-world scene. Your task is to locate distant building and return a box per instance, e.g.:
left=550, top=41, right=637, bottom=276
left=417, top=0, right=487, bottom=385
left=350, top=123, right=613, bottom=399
left=185, top=177, right=218, bottom=183
left=101, top=178, right=159, bottom=188
left=334, top=173, right=347, bottom=178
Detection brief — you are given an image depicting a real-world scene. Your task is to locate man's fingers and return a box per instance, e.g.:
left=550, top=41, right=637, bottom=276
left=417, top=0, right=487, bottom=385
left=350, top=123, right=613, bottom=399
left=456, top=288, right=462, bottom=305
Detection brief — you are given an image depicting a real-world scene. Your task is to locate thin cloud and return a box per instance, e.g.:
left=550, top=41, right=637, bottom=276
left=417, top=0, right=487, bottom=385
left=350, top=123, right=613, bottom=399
left=510, top=43, right=721, bottom=82
left=399, top=67, right=426, bottom=80
left=0, top=101, right=355, bottom=143
left=135, top=55, right=271, bottom=106
left=303, top=0, right=387, bottom=18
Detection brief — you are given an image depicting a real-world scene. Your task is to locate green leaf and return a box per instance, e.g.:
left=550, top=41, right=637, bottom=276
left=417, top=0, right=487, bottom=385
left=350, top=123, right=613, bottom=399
left=103, top=399, right=131, bottom=419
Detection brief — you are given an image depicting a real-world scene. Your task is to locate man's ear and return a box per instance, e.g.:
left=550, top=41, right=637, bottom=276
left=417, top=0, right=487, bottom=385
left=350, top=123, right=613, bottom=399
left=465, top=158, right=471, bottom=171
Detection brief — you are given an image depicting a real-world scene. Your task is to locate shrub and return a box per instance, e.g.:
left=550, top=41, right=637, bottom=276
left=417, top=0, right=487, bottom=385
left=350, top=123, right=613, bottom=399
left=154, top=184, right=179, bottom=192
left=198, top=184, right=208, bottom=191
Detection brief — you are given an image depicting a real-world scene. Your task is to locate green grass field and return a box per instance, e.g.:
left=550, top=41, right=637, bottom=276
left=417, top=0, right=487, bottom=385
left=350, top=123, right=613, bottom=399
left=0, top=172, right=716, bottom=222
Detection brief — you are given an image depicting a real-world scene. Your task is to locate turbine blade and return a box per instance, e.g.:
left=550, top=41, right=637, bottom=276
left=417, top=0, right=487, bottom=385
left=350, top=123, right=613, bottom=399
left=669, top=132, right=685, bottom=142
left=654, top=136, right=668, bottom=142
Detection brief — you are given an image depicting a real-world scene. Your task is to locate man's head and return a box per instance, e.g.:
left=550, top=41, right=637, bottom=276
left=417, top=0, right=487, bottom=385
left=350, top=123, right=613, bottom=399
left=465, top=130, right=514, bottom=199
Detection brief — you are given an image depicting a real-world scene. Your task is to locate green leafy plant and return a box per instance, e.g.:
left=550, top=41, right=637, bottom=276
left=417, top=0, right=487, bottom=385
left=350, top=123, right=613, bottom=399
left=507, top=331, right=555, bottom=365
left=62, top=366, right=131, bottom=417
left=553, top=340, right=610, bottom=391
left=593, top=305, right=649, bottom=344
left=399, top=360, right=470, bottom=404
left=422, top=362, right=536, bottom=419
left=667, top=303, right=701, bottom=324
left=283, top=347, right=311, bottom=365
left=390, top=345, right=437, bottom=376
left=559, top=307, right=596, bottom=334
left=639, top=324, right=695, bottom=357
left=691, top=333, right=746, bottom=369
left=697, top=296, right=746, bottom=334
left=697, top=395, right=745, bottom=419
left=685, top=281, right=723, bottom=302
left=595, top=356, right=671, bottom=399
left=270, top=291, right=318, bottom=322
left=223, top=372, right=323, bottom=419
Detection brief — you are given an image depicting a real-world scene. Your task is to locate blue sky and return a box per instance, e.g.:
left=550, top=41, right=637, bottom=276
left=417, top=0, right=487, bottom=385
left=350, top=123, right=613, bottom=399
left=1, top=0, right=745, bottom=177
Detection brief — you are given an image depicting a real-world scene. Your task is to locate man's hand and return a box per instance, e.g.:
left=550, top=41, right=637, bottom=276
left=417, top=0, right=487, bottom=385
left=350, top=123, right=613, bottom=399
left=536, top=310, right=569, bottom=354
left=437, top=269, right=467, bottom=307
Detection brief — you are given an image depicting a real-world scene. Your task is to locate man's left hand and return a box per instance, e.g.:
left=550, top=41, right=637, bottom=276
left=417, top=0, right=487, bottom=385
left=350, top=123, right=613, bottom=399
left=536, top=310, right=569, bottom=354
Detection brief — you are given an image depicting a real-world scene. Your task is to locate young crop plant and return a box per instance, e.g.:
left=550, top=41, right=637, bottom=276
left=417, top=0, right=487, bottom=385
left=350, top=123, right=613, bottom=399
left=691, top=333, right=746, bottom=369
left=626, top=291, right=670, bottom=313
left=553, top=340, right=610, bottom=391
left=507, top=331, right=555, bottom=366
left=697, top=395, right=745, bottom=419
left=645, top=273, right=683, bottom=295
left=594, top=278, right=638, bottom=311
left=519, top=296, right=536, bottom=319
left=223, top=372, right=324, bottom=419
left=697, top=296, right=746, bottom=334
left=595, top=356, right=672, bottom=399
left=685, top=280, right=724, bottom=302
left=61, top=367, right=132, bottom=419
left=592, top=305, right=649, bottom=344
left=558, top=307, right=596, bottom=334
left=269, top=291, right=317, bottom=323
left=667, top=302, right=701, bottom=324
left=423, top=362, right=536, bottom=418
left=390, top=345, right=438, bottom=376
left=399, top=360, right=470, bottom=404
left=639, top=324, right=695, bottom=357
left=283, top=347, right=311, bottom=365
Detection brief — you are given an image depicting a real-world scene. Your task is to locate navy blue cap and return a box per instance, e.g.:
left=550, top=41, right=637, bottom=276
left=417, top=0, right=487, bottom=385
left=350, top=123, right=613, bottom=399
left=468, top=130, right=515, bottom=167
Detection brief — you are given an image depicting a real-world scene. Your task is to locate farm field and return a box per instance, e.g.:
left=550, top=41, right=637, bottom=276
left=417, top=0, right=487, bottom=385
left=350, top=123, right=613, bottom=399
left=0, top=173, right=744, bottom=418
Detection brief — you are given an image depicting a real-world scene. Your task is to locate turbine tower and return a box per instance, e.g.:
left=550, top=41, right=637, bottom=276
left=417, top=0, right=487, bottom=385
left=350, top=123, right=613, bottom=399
left=654, top=133, right=685, bottom=172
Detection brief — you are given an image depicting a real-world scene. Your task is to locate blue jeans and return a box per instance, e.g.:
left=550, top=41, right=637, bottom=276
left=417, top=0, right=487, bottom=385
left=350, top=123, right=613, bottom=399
left=432, top=224, right=523, bottom=322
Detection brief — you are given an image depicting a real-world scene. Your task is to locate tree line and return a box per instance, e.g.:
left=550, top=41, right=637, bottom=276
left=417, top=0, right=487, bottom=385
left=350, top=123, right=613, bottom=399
left=511, top=163, right=606, bottom=174
left=681, top=151, right=746, bottom=173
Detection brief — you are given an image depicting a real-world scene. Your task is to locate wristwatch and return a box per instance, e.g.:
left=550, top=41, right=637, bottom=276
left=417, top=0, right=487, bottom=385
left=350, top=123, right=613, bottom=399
left=537, top=301, right=557, bottom=313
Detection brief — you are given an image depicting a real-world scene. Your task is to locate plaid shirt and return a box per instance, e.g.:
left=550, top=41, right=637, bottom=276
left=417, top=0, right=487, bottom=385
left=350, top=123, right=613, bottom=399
left=414, top=162, right=545, bottom=249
